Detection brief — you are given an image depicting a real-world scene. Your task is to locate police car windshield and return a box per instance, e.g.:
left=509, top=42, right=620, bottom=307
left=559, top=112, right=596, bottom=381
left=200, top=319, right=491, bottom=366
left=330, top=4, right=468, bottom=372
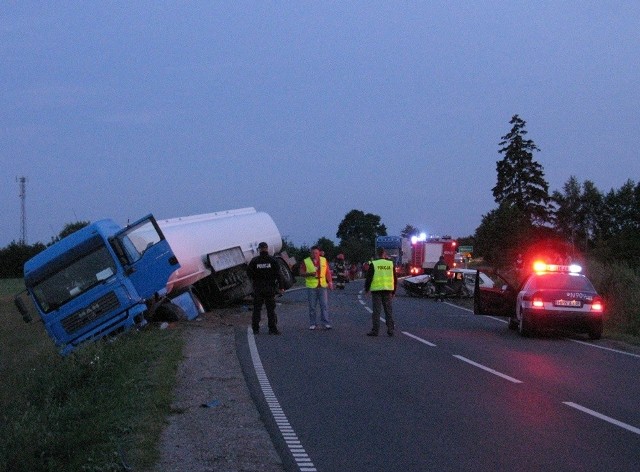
left=529, top=273, right=595, bottom=291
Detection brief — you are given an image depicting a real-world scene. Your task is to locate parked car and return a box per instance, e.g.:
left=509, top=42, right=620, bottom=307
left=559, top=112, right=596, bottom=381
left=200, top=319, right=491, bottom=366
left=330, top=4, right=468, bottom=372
left=474, top=262, right=604, bottom=339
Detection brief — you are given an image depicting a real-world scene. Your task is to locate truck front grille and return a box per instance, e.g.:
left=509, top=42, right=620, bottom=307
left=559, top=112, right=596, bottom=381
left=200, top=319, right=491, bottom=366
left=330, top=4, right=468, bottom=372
left=62, top=291, right=120, bottom=334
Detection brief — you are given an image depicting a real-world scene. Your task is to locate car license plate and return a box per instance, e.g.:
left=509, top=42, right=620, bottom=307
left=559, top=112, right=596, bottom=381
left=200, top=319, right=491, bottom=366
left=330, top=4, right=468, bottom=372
left=554, top=299, right=582, bottom=307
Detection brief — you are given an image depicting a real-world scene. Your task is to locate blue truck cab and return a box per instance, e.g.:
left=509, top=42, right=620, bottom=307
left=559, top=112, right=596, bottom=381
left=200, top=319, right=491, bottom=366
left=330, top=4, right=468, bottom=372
left=375, top=236, right=409, bottom=275
left=15, top=215, right=179, bottom=355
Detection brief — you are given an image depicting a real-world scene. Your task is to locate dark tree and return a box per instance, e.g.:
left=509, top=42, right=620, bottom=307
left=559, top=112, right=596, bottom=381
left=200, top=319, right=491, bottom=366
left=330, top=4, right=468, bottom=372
left=400, top=224, right=419, bottom=239
left=474, top=203, right=531, bottom=267
left=336, top=210, right=387, bottom=263
left=580, top=180, right=604, bottom=247
left=493, top=115, right=551, bottom=225
left=0, top=241, right=46, bottom=278
left=48, top=221, right=91, bottom=245
left=552, top=176, right=585, bottom=249
left=315, top=237, right=338, bottom=260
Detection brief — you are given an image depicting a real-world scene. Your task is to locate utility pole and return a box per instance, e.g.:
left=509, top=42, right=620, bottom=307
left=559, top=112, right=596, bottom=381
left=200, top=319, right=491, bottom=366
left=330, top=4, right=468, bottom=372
left=17, top=176, right=27, bottom=245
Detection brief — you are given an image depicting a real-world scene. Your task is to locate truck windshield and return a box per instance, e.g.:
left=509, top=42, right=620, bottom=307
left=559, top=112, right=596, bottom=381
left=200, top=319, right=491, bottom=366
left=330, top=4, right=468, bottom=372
left=32, top=246, right=117, bottom=313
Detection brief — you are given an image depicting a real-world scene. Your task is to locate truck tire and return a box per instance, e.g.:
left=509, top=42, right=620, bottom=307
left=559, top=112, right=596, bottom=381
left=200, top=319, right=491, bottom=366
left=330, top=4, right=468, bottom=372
left=275, top=257, right=296, bottom=289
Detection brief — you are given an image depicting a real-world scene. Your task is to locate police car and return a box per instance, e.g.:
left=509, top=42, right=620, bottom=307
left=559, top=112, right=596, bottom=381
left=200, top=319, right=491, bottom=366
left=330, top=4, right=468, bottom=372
left=474, top=262, right=604, bottom=339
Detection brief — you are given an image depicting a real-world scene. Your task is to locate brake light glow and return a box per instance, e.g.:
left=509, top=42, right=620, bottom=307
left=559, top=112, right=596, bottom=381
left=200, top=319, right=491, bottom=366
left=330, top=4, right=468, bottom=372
left=532, top=297, right=545, bottom=309
left=591, top=298, right=604, bottom=312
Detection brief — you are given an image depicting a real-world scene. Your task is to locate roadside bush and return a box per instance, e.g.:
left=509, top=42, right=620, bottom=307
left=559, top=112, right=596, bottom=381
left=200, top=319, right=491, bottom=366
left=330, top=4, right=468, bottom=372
left=586, top=260, right=640, bottom=336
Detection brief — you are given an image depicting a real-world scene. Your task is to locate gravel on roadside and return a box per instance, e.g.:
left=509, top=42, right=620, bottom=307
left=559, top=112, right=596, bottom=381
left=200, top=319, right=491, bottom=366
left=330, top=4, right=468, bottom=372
left=149, top=307, right=285, bottom=472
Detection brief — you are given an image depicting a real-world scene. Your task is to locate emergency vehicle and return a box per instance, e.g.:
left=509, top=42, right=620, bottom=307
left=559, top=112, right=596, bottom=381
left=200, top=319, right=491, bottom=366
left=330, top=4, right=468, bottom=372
left=409, top=236, right=458, bottom=275
left=473, top=261, right=604, bottom=339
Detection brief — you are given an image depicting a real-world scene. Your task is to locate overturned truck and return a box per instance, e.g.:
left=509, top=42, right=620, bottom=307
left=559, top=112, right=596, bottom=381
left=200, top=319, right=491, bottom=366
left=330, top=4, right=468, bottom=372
left=15, top=207, right=294, bottom=355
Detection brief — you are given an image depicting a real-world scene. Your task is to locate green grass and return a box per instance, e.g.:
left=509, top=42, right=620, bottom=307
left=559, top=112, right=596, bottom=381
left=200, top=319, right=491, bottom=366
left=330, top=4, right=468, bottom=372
left=0, top=279, right=184, bottom=472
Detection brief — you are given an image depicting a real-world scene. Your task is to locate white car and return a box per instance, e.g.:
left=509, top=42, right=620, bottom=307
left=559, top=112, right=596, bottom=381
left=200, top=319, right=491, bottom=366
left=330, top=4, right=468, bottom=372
left=402, top=268, right=494, bottom=298
left=448, top=268, right=494, bottom=296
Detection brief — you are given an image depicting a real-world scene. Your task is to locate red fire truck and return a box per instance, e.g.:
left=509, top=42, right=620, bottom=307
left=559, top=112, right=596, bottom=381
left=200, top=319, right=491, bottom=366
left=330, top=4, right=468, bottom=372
left=409, top=237, right=458, bottom=275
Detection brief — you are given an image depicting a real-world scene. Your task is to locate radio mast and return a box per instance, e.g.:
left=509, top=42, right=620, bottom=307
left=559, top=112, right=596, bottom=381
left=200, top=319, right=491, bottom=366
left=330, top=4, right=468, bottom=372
left=17, top=176, right=27, bottom=244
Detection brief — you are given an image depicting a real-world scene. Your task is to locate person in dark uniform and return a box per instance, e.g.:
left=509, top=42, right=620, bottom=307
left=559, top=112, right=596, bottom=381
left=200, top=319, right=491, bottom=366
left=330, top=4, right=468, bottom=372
left=432, top=255, right=449, bottom=302
left=334, top=253, right=348, bottom=289
left=247, top=242, right=286, bottom=335
left=364, top=247, right=398, bottom=337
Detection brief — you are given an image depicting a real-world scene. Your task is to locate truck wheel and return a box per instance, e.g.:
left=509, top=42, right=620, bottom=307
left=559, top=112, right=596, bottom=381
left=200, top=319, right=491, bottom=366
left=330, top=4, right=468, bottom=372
left=275, top=257, right=296, bottom=289
left=154, top=302, right=187, bottom=322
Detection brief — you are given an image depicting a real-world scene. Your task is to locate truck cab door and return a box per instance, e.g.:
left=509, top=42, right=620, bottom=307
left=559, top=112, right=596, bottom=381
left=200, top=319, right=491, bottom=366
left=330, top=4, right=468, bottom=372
left=473, top=270, right=517, bottom=317
left=111, top=215, right=179, bottom=300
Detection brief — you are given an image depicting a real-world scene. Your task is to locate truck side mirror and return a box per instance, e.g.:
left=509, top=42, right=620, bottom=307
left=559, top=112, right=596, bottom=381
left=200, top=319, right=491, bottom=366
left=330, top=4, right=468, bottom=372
left=14, top=290, right=33, bottom=323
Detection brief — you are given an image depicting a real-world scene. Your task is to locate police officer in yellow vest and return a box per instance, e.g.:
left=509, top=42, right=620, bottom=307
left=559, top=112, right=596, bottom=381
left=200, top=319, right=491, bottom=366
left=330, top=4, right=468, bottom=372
left=365, top=247, right=397, bottom=337
left=299, top=245, right=333, bottom=330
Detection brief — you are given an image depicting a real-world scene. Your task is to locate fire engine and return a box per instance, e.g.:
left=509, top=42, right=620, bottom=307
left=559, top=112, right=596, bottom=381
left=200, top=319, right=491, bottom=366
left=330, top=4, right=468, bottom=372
left=409, top=236, right=458, bottom=275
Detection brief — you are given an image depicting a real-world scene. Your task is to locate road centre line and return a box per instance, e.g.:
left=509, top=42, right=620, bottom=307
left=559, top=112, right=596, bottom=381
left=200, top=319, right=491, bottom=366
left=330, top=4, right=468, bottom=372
left=449, top=304, right=640, bottom=358
left=362, top=296, right=519, bottom=382
left=563, top=402, right=640, bottom=435
left=402, top=331, right=437, bottom=347
left=453, top=355, right=523, bottom=384
left=363, top=295, right=639, bottom=433
left=248, top=328, right=317, bottom=472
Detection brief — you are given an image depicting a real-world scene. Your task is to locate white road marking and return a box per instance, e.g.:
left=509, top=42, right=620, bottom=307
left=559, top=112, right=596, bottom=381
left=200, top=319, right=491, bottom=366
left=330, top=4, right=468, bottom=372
left=563, top=402, right=640, bottom=435
left=449, top=303, right=640, bottom=358
left=402, top=331, right=437, bottom=347
left=453, top=355, right=523, bottom=383
left=569, top=339, right=640, bottom=358
left=248, top=328, right=317, bottom=471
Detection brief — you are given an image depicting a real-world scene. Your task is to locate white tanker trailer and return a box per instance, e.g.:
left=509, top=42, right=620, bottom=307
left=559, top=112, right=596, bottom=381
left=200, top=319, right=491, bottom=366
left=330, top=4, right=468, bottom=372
left=157, top=207, right=289, bottom=313
left=15, top=207, right=294, bottom=354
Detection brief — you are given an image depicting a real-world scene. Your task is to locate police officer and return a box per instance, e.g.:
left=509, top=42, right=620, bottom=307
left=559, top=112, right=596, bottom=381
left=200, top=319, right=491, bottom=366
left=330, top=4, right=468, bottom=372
left=365, top=247, right=397, bottom=337
left=247, top=242, right=285, bottom=335
left=432, top=255, right=449, bottom=302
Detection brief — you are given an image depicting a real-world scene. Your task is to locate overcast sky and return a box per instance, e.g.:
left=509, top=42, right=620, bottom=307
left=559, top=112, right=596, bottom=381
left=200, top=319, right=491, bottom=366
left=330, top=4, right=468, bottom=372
left=2, top=1, right=639, bottom=248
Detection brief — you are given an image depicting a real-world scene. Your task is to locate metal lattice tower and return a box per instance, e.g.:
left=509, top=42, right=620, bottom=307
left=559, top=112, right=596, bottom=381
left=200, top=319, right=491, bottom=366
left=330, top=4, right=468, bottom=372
left=17, top=176, right=27, bottom=244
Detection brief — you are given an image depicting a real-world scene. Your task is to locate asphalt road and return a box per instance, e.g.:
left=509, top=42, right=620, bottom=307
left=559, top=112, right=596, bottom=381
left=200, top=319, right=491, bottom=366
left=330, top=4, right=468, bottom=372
left=237, top=280, right=640, bottom=472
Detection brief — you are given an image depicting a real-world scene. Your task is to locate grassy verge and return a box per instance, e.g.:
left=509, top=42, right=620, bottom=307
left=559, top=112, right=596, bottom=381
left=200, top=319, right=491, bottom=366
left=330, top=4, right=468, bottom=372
left=0, top=279, right=184, bottom=472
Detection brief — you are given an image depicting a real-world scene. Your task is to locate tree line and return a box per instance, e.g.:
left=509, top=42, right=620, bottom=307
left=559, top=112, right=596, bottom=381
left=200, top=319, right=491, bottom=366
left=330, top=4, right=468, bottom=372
left=0, top=222, right=89, bottom=278
left=2, top=115, right=638, bottom=276
left=474, top=114, right=640, bottom=270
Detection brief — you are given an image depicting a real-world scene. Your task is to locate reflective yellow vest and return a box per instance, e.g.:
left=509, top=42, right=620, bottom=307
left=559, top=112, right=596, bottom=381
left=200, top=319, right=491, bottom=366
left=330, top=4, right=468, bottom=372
left=304, top=256, right=329, bottom=288
left=370, top=258, right=395, bottom=291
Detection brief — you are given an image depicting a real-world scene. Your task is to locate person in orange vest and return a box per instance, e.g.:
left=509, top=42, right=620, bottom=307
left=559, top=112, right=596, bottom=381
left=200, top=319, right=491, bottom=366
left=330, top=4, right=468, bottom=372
left=299, top=246, right=333, bottom=330
left=364, top=247, right=397, bottom=337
